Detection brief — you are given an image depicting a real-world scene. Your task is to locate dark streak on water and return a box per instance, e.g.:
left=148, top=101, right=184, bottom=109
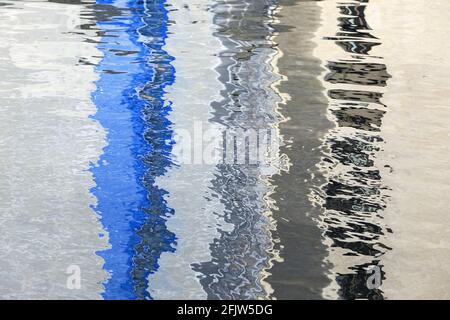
left=268, top=0, right=333, bottom=300
left=317, top=0, right=392, bottom=300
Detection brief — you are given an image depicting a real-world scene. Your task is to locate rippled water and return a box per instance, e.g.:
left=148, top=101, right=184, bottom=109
left=0, top=0, right=449, bottom=299
left=316, top=0, right=392, bottom=300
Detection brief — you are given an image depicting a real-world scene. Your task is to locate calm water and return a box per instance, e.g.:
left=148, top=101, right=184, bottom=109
left=0, top=0, right=449, bottom=299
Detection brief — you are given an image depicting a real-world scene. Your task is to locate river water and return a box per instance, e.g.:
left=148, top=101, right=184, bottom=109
left=0, top=0, right=449, bottom=299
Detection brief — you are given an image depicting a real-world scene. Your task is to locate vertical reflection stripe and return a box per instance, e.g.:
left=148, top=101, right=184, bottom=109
left=314, top=0, right=391, bottom=300
left=146, top=0, right=227, bottom=299
left=91, top=0, right=175, bottom=299
left=192, top=0, right=282, bottom=300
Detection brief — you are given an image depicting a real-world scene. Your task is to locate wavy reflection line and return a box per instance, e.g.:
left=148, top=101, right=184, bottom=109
left=90, top=0, right=175, bottom=300
left=132, top=0, right=176, bottom=300
left=192, top=0, right=283, bottom=300
left=263, top=0, right=335, bottom=299
left=313, top=0, right=392, bottom=300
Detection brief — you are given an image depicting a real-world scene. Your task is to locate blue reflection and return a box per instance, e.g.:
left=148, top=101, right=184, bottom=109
left=90, top=0, right=176, bottom=300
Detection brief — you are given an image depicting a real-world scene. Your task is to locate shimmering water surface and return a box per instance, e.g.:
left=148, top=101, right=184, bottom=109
left=0, top=0, right=449, bottom=299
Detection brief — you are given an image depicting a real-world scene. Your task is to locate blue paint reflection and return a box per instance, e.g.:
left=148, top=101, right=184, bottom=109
left=90, top=0, right=176, bottom=300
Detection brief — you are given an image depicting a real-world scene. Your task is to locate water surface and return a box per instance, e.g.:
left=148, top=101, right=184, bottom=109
left=0, top=0, right=449, bottom=299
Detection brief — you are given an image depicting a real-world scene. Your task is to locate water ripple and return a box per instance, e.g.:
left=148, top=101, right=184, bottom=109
left=314, top=0, right=392, bottom=300
left=90, top=0, right=175, bottom=300
left=192, top=0, right=282, bottom=300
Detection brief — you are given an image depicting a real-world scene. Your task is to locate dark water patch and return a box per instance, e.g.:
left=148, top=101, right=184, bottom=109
left=335, top=40, right=380, bottom=56
left=328, top=89, right=385, bottom=105
left=325, top=62, right=389, bottom=86
left=336, top=261, right=385, bottom=300
left=332, top=107, right=385, bottom=131
left=265, top=0, right=333, bottom=299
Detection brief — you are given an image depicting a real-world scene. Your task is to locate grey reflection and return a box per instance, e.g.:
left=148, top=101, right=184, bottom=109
left=192, top=0, right=280, bottom=299
left=267, top=0, right=333, bottom=300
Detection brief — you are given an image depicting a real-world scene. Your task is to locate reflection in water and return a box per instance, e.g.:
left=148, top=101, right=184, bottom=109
left=192, top=0, right=283, bottom=299
left=130, top=0, right=176, bottom=300
left=314, top=0, right=392, bottom=299
left=146, top=0, right=227, bottom=299
left=90, top=0, right=175, bottom=299
left=267, top=0, right=333, bottom=299
left=0, top=0, right=449, bottom=300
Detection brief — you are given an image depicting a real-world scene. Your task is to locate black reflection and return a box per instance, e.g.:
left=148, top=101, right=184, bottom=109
left=329, top=2, right=381, bottom=56
left=333, top=106, right=385, bottom=132
left=336, top=40, right=380, bottom=55
left=325, top=62, right=389, bottom=86
left=336, top=261, right=385, bottom=300
left=320, top=0, right=392, bottom=300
